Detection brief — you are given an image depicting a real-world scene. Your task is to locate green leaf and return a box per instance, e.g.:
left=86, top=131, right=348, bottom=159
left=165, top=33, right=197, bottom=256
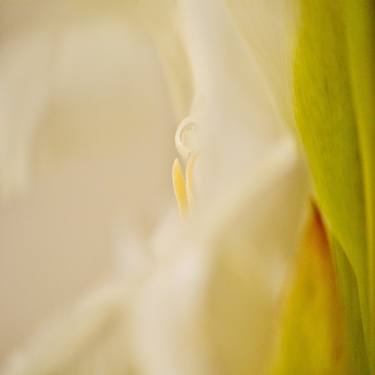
left=339, top=0, right=375, bottom=369
left=294, top=0, right=375, bottom=371
left=331, top=237, right=368, bottom=374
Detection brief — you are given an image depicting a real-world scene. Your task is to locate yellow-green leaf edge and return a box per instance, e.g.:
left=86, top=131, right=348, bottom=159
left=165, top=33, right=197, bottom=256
left=294, top=0, right=375, bottom=372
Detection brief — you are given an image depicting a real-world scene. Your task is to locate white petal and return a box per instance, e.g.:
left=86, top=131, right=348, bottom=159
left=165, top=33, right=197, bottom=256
left=227, top=0, right=299, bottom=124
left=130, top=2, right=309, bottom=373
left=178, top=0, right=296, bottom=207
left=1, top=2, right=309, bottom=375
left=132, top=138, right=309, bottom=375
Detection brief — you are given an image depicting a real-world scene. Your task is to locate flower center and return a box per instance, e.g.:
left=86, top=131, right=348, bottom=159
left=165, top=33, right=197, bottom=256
left=172, top=117, right=198, bottom=217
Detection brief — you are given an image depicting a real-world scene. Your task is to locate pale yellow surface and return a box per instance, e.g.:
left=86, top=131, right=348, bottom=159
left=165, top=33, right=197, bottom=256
left=0, top=19, right=176, bottom=361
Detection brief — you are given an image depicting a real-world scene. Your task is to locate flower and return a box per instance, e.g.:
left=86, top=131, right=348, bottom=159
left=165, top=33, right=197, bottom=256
left=7, top=0, right=369, bottom=374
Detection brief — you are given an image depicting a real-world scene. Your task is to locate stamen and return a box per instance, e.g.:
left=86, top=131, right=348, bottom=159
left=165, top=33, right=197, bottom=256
left=172, top=116, right=199, bottom=217
left=185, top=153, right=198, bottom=207
left=175, top=116, right=197, bottom=159
left=172, top=158, right=189, bottom=217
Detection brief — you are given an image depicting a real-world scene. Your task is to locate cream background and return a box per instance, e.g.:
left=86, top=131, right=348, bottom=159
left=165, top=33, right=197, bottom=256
left=0, top=18, right=176, bottom=360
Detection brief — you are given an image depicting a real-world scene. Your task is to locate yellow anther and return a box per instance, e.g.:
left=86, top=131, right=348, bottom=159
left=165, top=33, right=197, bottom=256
left=185, top=153, right=198, bottom=207
left=172, top=158, right=189, bottom=218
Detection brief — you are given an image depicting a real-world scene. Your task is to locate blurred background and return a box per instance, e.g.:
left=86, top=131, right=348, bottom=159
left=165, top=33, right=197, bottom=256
left=0, top=2, right=177, bottom=361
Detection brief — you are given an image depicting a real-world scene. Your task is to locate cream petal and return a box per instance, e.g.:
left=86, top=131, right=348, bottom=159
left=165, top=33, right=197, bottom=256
left=2, top=287, right=134, bottom=375
left=178, top=0, right=296, bottom=207
left=226, top=0, right=299, bottom=125
left=202, top=139, right=308, bottom=375
left=2, top=137, right=308, bottom=375
left=1, top=2, right=310, bottom=375
left=0, top=8, right=176, bottom=362
left=0, top=31, right=53, bottom=196
left=132, top=138, right=309, bottom=375
left=129, top=2, right=309, bottom=373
